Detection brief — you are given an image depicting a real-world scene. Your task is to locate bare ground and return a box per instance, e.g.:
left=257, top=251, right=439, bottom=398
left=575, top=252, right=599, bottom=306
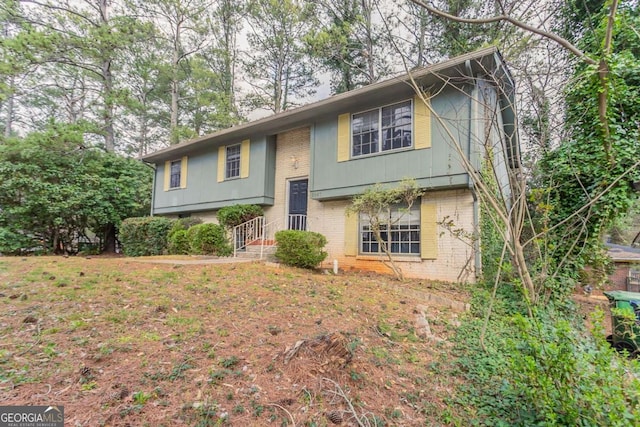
left=0, top=256, right=471, bottom=426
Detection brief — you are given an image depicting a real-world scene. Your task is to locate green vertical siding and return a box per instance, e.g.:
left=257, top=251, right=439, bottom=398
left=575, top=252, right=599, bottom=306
left=152, top=136, right=275, bottom=215
left=310, top=86, right=472, bottom=200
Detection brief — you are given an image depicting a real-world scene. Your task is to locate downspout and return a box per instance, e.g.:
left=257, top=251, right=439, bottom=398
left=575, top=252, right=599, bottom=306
left=466, top=60, right=482, bottom=280
left=143, top=161, right=157, bottom=217
left=470, top=182, right=481, bottom=281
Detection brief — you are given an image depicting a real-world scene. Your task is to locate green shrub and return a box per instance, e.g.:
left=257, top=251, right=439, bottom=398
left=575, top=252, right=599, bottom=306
left=274, top=230, right=328, bottom=269
left=0, top=227, right=39, bottom=255
left=167, top=217, right=202, bottom=255
left=168, top=229, right=190, bottom=255
left=171, top=216, right=203, bottom=232
left=504, top=310, right=640, bottom=426
left=120, top=216, right=173, bottom=256
left=186, top=223, right=232, bottom=256
left=217, top=204, right=264, bottom=228
left=448, top=288, right=640, bottom=426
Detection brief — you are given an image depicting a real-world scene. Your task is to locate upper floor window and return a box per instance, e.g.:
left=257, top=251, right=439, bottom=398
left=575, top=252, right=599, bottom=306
left=352, top=100, right=412, bottom=157
left=226, top=144, right=241, bottom=179
left=169, top=160, right=181, bottom=189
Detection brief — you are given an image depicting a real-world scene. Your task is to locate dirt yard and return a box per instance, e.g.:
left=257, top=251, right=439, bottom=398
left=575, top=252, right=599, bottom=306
left=0, top=256, right=471, bottom=426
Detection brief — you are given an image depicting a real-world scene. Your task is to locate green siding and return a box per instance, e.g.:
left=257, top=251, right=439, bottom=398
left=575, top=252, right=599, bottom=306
left=310, top=86, right=472, bottom=200
left=152, top=136, right=275, bottom=215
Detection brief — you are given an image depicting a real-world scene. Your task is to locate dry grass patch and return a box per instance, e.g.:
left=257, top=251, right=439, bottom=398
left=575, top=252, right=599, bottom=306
left=0, top=256, right=469, bottom=426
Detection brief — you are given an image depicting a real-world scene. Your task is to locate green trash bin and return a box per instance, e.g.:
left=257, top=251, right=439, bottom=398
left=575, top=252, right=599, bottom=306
left=603, top=290, right=640, bottom=355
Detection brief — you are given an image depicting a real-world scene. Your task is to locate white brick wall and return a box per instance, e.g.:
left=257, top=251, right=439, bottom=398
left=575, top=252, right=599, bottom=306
left=309, top=190, right=477, bottom=283
left=193, top=211, right=219, bottom=224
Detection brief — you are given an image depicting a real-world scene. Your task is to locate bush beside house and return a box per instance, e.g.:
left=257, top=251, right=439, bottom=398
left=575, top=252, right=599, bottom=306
left=217, top=204, right=264, bottom=229
left=121, top=216, right=232, bottom=257
left=186, top=223, right=232, bottom=256
left=275, top=230, right=328, bottom=269
left=167, top=217, right=203, bottom=255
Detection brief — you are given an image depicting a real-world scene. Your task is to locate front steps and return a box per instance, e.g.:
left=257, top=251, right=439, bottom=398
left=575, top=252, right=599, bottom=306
left=235, top=243, right=277, bottom=261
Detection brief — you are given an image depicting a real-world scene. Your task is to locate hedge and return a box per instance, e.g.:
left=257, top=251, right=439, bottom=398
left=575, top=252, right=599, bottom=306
left=186, top=223, right=232, bottom=256
left=274, top=230, right=328, bottom=269
left=119, top=216, right=173, bottom=256
left=167, top=217, right=203, bottom=255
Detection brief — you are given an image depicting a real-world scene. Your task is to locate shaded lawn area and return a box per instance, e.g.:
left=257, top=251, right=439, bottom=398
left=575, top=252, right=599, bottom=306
left=0, top=256, right=469, bottom=426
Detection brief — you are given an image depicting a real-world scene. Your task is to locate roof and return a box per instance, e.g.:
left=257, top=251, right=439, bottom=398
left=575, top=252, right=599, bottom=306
left=141, top=46, right=518, bottom=164
left=607, top=243, right=640, bottom=263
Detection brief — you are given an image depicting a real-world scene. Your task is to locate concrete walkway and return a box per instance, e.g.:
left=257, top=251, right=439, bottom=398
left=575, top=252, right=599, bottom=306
left=130, top=256, right=256, bottom=265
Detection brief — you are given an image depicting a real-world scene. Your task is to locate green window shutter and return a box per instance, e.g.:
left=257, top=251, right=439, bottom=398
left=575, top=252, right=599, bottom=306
left=240, top=139, right=250, bottom=178
left=163, top=160, right=170, bottom=191
left=217, top=146, right=225, bottom=182
left=414, top=94, right=431, bottom=150
left=180, top=156, right=188, bottom=188
left=337, top=113, right=350, bottom=162
left=344, top=212, right=358, bottom=256
left=420, top=200, right=438, bottom=259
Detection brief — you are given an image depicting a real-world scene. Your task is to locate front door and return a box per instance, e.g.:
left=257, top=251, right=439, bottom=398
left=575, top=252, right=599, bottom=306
left=288, top=179, right=308, bottom=230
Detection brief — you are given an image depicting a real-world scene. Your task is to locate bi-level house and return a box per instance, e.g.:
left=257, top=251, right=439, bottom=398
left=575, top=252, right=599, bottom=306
left=141, top=47, right=520, bottom=283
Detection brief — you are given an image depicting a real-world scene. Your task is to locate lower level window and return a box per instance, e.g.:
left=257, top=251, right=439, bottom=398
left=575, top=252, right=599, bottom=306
left=360, top=203, right=420, bottom=255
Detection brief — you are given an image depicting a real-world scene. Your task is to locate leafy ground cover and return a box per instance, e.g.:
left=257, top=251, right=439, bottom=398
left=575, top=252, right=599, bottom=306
left=0, top=256, right=471, bottom=426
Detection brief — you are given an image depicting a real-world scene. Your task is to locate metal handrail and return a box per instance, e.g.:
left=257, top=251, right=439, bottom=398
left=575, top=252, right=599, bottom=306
left=260, top=219, right=281, bottom=259
left=233, top=216, right=263, bottom=257
left=232, top=216, right=281, bottom=259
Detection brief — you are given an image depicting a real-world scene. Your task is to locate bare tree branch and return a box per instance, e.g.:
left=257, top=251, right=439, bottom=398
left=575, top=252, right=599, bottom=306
left=21, top=0, right=99, bottom=28
left=409, top=0, right=596, bottom=65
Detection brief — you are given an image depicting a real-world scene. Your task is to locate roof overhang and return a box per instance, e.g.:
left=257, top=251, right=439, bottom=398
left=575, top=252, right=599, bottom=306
left=141, top=46, right=518, bottom=164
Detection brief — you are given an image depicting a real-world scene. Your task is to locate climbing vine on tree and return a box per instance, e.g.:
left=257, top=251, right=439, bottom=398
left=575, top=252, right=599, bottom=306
left=539, top=2, right=640, bottom=284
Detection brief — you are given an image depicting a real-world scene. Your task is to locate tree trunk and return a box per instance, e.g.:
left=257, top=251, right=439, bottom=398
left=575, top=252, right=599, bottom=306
left=416, top=8, right=428, bottom=67
left=4, top=76, right=14, bottom=138
left=170, top=22, right=181, bottom=144
left=103, top=59, right=115, bottom=152
left=102, top=223, right=117, bottom=253
left=139, top=101, right=148, bottom=156
left=372, top=221, right=404, bottom=281
left=100, top=0, right=115, bottom=152
left=221, top=0, right=237, bottom=115
left=52, top=229, right=64, bottom=254
left=363, top=0, right=376, bottom=84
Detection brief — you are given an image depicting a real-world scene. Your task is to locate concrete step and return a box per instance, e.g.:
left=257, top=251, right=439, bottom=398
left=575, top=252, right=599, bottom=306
left=236, top=243, right=277, bottom=261
left=244, top=244, right=276, bottom=254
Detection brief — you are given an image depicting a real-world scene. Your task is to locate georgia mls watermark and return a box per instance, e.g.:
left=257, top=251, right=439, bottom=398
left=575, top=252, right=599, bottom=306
left=0, top=406, right=64, bottom=427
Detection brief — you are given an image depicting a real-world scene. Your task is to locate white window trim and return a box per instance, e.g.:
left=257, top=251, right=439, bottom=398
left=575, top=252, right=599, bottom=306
left=225, top=143, right=241, bottom=180
left=358, top=203, right=421, bottom=256
left=351, top=99, right=414, bottom=158
left=169, top=159, right=181, bottom=189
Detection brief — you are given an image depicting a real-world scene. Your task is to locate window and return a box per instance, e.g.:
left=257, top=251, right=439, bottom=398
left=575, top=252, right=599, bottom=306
left=360, top=203, right=420, bottom=255
left=352, top=100, right=412, bottom=157
left=169, top=160, right=181, bottom=189
left=226, top=144, right=241, bottom=179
